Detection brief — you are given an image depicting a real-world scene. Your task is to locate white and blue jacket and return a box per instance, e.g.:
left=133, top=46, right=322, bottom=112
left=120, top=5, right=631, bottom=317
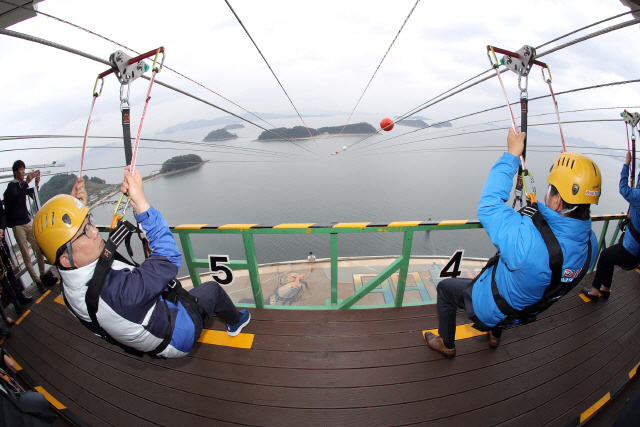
left=470, top=153, right=598, bottom=328
left=620, top=164, right=640, bottom=257
left=59, top=206, right=195, bottom=358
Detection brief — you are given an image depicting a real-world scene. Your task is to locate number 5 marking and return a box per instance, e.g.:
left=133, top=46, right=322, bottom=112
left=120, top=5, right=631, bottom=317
left=439, top=250, right=464, bottom=279
left=208, top=255, right=234, bottom=286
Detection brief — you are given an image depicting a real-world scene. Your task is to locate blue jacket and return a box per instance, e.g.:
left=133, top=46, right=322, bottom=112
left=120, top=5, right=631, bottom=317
left=620, top=164, right=640, bottom=256
left=471, top=153, right=598, bottom=328
left=59, top=206, right=195, bottom=358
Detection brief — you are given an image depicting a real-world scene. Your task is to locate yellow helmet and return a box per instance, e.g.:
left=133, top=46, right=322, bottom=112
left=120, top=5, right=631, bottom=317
left=32, top=195, right=89, bottom=264
left=547, top=152, right=601, bottom=205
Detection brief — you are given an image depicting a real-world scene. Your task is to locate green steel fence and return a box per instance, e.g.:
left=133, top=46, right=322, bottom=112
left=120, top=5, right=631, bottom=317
left=98, top=214, right=624, bottom=310
left=118, top=214, right=623, bottom=310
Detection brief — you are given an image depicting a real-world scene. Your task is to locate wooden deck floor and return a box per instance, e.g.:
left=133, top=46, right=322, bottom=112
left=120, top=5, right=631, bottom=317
left=3, top=267, right=640, bottom=427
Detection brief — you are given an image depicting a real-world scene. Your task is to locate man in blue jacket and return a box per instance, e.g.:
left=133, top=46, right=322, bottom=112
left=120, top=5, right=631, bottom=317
left=583, top=150, right=640, bottom=301
left=33, top=167, right=250, bottom=358
left=425, top=129, right=600, bottom=358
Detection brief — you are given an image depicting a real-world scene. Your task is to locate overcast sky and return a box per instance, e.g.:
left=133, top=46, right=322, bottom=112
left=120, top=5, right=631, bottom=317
left=1, top=0, right=639, bottom=168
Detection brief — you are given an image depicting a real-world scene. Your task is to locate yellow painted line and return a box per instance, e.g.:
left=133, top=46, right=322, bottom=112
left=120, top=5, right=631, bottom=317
left=197, top=330, right=254, bottom=349
left=273, top=223, right=315, bottom=229
left=424, top=323, right=485, bottom=341
left=36, top=290, right=50, bottom=304
left=629, top=361, right=640, bottom=379
left=174, top=224, right=208, bottom=229
left=218, top=224, right=258, bottom=229
left=580, top=291, right=607, bottom=303
left=388, top=221, right=422, bottom=227
left=438, top=220, right=468, bottom=225
left=15, top=310, right=30, bottom=325
left=34, top=386, right=66, bottom=410
left=54, top=295, right=65, bottom=306
left=580, top=392, right=610, bottom=422
left=10, top=356, right=21, bottom=371
left=333, top=222, right=371, bottom=228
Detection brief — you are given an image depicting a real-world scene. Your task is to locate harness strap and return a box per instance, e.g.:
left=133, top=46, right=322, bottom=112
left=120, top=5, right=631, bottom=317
left=490, top=202, right=591, bottom=326
left=626, top=218, right=640, bottom=245
left=122, top=108, right=132, bottom=166
left=78, top=220, right=173, bottom=357
left=162, top=278, right=208, bottom=322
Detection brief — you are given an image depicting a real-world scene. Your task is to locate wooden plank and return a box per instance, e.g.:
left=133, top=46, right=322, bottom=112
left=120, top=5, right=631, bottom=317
left=3, top=330, right=114, bottom=427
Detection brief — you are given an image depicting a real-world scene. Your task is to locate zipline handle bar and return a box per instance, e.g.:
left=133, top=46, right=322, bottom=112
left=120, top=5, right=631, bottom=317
left=96, top=46, right=165, bottom=80
left=486, top=45, right=548, bottom=69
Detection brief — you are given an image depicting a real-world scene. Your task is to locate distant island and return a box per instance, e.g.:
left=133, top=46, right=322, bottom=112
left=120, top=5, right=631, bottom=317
left=430, top=121, right=452, bottom=128
left=160, top=154, right=205, bottom=173
left=224, top=124, right=244, bottom=130
left=158, top=112, right=336, bottom=134
left=203, top=128, right=238, bottom=141
left=39, top=174, right=119, bottom=206
left=396, top=119, right=452, bottom=129
left=258, top=122, right=375, bottom=140
left=397, top=119, right=429, bottom=128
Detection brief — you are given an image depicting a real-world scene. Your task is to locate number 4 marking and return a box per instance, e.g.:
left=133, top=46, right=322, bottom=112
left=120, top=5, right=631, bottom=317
left=208, top=255, right=235, bottom=286
left=439, top=250, right=464, bottom=279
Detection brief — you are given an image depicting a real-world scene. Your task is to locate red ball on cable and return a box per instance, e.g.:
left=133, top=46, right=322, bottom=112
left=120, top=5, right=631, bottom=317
left=380, top=118, right=394, bottom=131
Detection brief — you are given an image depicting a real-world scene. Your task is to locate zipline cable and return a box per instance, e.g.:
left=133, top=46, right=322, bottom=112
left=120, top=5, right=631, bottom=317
left=345, top=16, right=640, bottom=152
left=0, top=28, right=319, bottom=157
left=348, top=78, right=640, bottom=154
left=535, top=8, right=640, bottom=49
left=0, top=135, right=308, bottom=159
left=334, top=0, right=420, bottom=145
left=369, top=105, right=640, bottom=147
left=0, top=160, right=298, bottom=185
left=0, top=0, right=290, bottom=135
left=352, top=119, right=622, bottom=155
left=223, top=0, right=323, bottom=155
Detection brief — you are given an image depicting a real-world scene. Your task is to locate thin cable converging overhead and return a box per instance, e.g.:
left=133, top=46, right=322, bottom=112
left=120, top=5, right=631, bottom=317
left=334, top=0, right=420, bottom=148
left=343, top=13, right=640, bottom=153
left=224, top=0, right=323, bottom=156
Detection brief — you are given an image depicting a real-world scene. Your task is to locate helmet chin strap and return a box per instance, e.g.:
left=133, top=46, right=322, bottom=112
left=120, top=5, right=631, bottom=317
left=66, top=241, right=77, bottom=269
left=558, top=205, right=579, bottom=216
left=544, top=184, right=578, bottom=216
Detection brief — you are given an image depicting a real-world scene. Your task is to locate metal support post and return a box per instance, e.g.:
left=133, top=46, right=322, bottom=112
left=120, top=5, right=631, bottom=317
left=178, top=231, right=202, bottom=287
left=242, top=231, right=264, bottom=308
left=330, top=233, right=338, bottom=305
left=394, top=231, right=414, bottom=307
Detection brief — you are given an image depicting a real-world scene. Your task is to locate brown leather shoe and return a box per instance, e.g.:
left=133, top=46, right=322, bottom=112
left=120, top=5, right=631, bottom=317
left=424, top=331, right=456, bottom=358
left=488, top=331, right=500, bottom=349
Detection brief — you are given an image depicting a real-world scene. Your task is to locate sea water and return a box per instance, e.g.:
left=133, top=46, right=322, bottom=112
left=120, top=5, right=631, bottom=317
left=57, top=114, right=627, bottom=278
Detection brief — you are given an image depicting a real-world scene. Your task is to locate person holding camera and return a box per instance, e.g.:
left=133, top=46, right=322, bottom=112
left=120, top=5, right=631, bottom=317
left=3, top=161, right=45, bottom=292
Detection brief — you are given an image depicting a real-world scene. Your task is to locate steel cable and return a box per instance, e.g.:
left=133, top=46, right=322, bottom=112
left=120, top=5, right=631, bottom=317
left=0, top=135, right=307, bottom=159
left=335, top=0, right=420, bottom=145
left=0, top=28, right=318, bottom=156
left=348, top=78, right=640, bottom=154
left=346, top=16, right=640, bottom=153
left=353, top=119, right=622, bottom=155
left=0, top=0, right=290, bottom=134
left=224, top=0, right=322, bottom=155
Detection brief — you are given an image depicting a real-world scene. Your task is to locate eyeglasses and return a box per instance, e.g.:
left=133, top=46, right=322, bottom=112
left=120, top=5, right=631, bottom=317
left=69, top=214, right=95, bottom=245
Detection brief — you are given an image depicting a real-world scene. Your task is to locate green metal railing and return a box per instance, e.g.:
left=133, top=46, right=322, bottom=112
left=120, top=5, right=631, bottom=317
left=99, top=214, right=625, bottom=310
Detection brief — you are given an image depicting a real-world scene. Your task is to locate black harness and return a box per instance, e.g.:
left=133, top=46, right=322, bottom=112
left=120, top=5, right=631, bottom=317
left=61, top=220, right=206, bottom=358
left=471, top=202, right=592, bottom=329
left=617, top=218, right=640, bottom=271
